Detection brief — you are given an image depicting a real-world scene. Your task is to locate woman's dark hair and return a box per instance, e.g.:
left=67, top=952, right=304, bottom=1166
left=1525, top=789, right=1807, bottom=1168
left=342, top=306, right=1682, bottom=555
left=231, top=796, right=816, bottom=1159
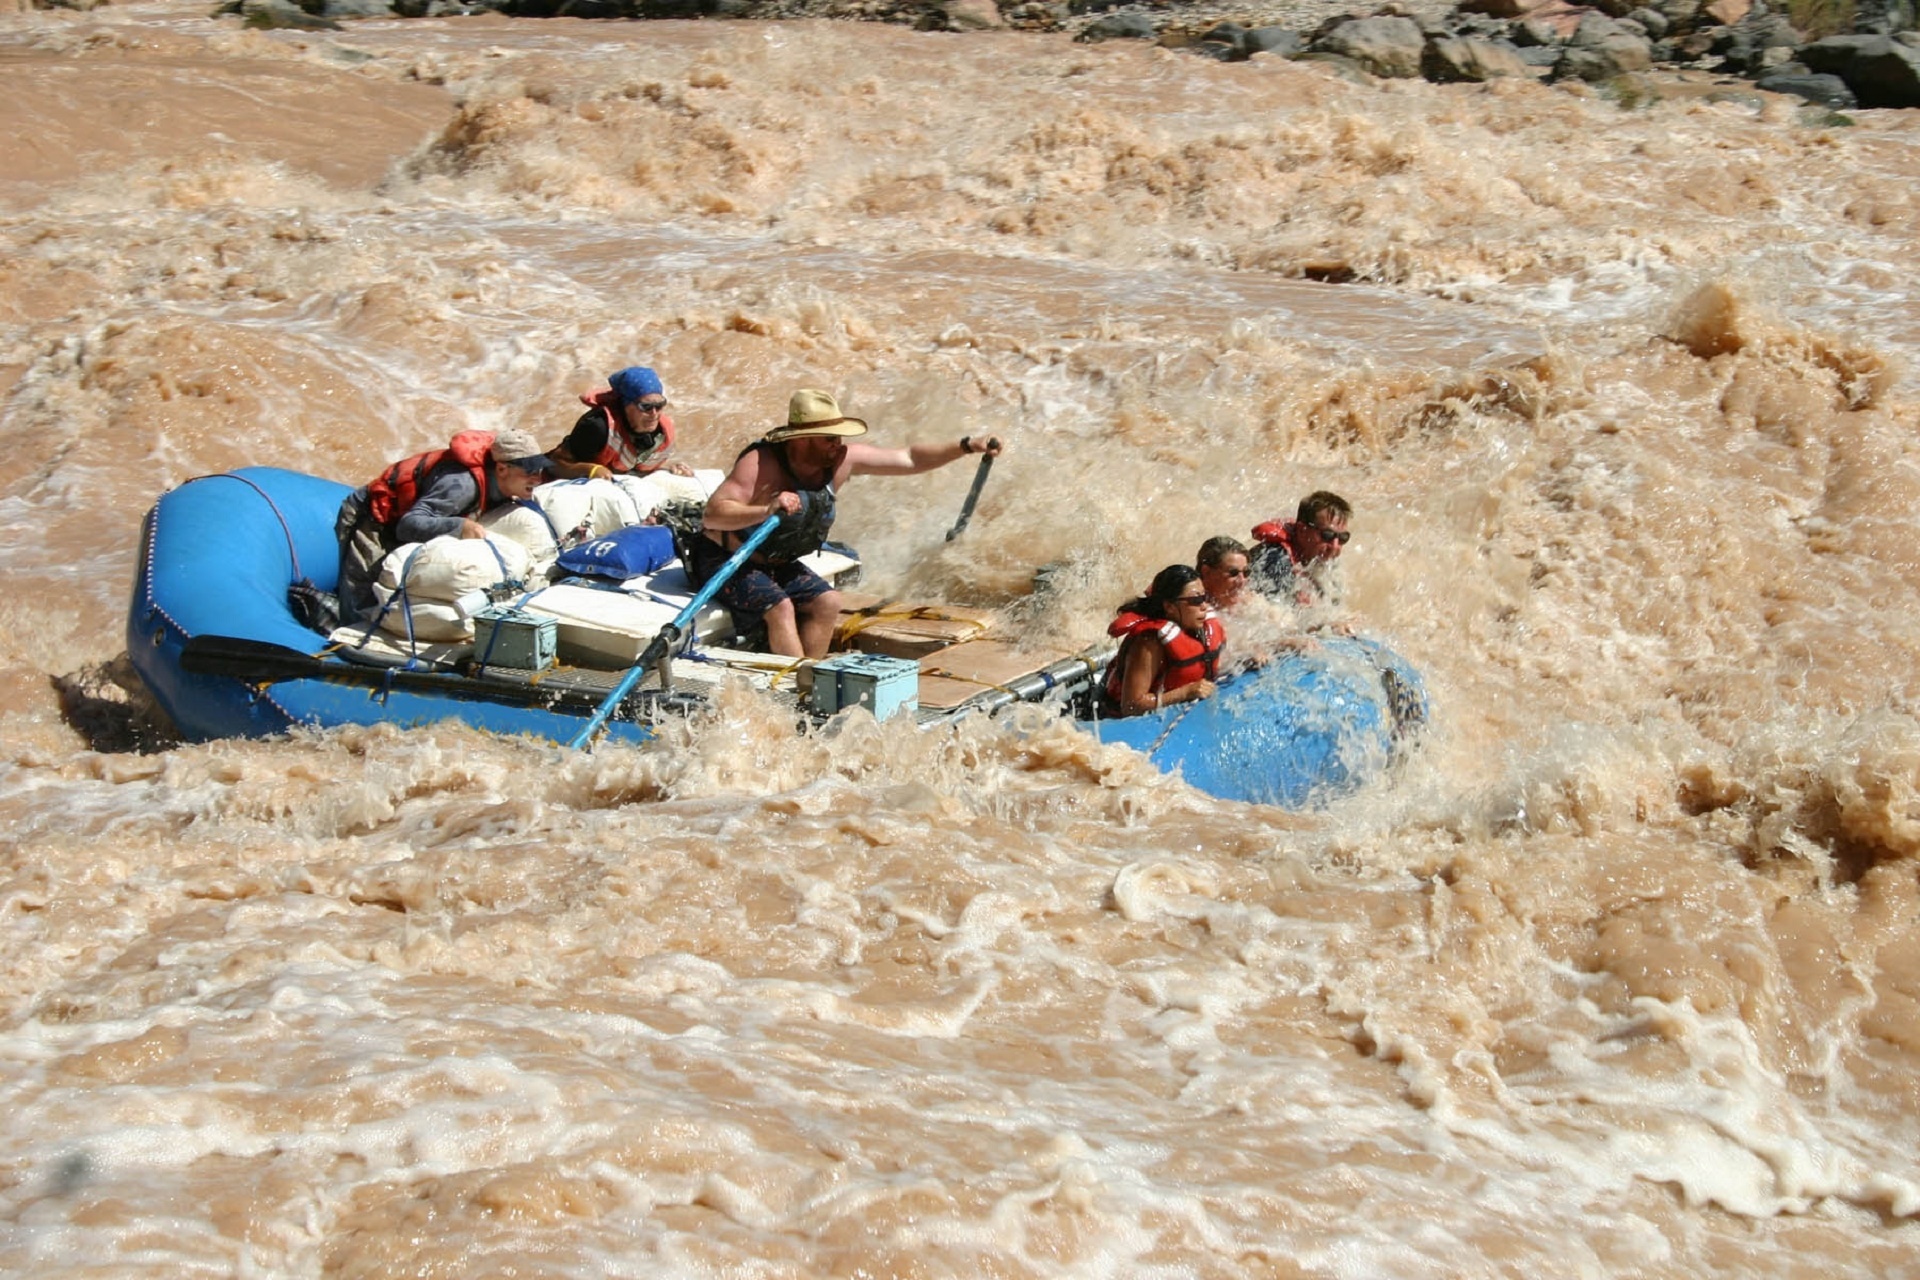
left=1121, top=564, right=1204, bottom=620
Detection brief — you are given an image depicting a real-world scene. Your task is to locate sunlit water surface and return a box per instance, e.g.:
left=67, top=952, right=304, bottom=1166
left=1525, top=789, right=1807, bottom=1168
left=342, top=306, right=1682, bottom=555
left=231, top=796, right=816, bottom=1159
left=3, top=4, right=1920, bottom=1275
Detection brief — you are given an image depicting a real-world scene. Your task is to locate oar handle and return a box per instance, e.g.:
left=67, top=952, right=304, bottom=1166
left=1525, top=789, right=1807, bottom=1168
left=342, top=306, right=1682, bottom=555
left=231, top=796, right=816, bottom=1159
left=945, top=453, right=994, bottom=542
left=567, top=511, right=783, bottom=750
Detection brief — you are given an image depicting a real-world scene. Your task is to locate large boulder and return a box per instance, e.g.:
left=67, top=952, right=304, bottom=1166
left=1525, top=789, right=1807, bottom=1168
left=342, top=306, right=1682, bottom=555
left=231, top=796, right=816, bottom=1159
left=1553, top=13, right=1653, bottom=78
left=1315, top=15, right=1427, bottom=77
left=1423, top=34, right=1536, bottom=79
left=1801, top=33, right=1920, bottom=105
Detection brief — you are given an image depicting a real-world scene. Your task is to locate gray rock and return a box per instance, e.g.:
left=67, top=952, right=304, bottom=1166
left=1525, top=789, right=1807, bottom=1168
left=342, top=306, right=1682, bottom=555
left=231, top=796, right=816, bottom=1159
left=1802, top=32, right=1920, bottom=104
left=1800, top=33, right=1889, bottom=71
left=1245, top=26, right=1305, bottom=56
left=1423, top=34, right=1535, bottom=80
left=1509, top=17, right=1562, bottom=46
left=1199, top=20, right=1250, bottom=55
left=1077, top=11, right=1156, bottom=40
left=310, top=0, right=395, bottom=15
left=1627, top=5, right=1669, bottom=36
left=242, top=0, right=343, bottom=26
left=1854, top=0, right=1916, bottom=33
left=944, top=0, right=1004, bottom=29
left=1844, top=36, right=1920, bottom=103
left=1514, top=43, right=1563, bottom=64
left=1754, top=70, right=1859, bottom=105
left=1315, top=15, right=1426, bottom=77
left=1554, top=14, right=1653, bottom=79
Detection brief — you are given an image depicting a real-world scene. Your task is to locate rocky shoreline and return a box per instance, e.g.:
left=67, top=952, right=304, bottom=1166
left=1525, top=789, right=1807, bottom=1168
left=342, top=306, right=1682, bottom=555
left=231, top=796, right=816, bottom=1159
left=212, top=0, right=1920, bottom=110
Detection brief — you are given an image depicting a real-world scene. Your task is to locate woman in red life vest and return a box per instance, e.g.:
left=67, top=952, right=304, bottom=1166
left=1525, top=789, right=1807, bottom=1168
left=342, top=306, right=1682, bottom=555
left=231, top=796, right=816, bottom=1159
left=548, top=366, right=695, bottom=481
left=1100, top=564, right=1226, bottom=718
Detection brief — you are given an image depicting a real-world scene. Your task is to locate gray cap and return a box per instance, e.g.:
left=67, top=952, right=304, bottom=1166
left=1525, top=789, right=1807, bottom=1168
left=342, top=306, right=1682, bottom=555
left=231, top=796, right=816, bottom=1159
left=491, top=427, right=550, bottom=471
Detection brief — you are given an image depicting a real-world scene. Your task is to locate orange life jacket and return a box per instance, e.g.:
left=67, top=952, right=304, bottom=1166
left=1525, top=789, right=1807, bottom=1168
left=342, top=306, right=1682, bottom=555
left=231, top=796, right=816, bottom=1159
left=1101, top=609, right=1224, bottom=708
left=578, top=388, right=677, bottom=474
left=364, top=430, right=495, bottom=528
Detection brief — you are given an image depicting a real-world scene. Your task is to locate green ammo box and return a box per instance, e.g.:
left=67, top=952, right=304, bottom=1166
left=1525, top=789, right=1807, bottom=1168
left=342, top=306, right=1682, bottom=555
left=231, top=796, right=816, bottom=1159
left=472, top=605, right=557, bottom=671
left=809, top=652, right=920, bottom=721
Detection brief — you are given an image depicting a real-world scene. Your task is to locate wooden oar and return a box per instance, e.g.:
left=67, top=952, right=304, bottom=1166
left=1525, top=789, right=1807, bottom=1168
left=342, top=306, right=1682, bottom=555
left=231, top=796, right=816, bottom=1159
left=566, top=511, right=782, bottom=750
left=944, top=452, right=994, bottom=542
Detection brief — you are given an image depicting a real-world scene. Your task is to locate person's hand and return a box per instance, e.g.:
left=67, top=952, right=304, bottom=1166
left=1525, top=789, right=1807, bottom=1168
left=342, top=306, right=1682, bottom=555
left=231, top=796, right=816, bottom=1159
left=1187, top=679, right=1217, bottom=703
left=770, top=491, right=803, bottom=518
left=961, top=435, right=1004, bottom=458
left=586, top=464, right=612, bottom=481
left=667, top=462, right=695, bottom=477
left=459, top=518, right=488, bottom=539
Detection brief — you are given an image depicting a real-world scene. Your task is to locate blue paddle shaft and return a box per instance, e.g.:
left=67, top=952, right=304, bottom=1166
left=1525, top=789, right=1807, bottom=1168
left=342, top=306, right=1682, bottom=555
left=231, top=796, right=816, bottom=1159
left=568, top=512, right=783, bottom=749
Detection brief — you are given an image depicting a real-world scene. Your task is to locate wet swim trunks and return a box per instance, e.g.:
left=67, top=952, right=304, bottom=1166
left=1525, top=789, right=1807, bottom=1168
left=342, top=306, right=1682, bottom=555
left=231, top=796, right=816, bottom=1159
left=686, top=534, right=835, bottom=639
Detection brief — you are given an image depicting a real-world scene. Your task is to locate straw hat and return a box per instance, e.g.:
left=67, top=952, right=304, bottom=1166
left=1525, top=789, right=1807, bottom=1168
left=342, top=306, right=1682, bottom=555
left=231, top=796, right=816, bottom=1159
left=762, top=389, right=869, bottom=443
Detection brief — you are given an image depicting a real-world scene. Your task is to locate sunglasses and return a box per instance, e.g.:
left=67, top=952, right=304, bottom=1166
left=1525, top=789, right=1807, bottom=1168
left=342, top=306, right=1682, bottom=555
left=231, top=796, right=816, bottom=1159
left=1173, top=594, right=1210, bottom=606
left=1311, top=526, right=1351, bottom=545
left=634, top=399, right=669, bottom=413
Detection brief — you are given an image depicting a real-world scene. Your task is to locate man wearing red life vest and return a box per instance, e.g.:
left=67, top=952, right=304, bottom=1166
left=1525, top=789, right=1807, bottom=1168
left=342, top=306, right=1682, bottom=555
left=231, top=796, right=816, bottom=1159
left=332, top=426, right=551, bottom=622
left=1249, top=490, right=1352, bottom=609
left=547, top=366, right=695, bottom=482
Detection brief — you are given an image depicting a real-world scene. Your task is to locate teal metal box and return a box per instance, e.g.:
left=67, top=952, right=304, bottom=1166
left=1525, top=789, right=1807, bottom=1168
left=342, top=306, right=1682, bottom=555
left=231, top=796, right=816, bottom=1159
left=810, top=652, right=919, bottom=720
left=472, top=605, right=557, bottom=671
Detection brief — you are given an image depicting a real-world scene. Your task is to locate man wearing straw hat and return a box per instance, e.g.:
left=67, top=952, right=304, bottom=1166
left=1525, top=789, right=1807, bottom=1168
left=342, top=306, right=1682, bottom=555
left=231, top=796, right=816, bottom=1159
left=692, top=388, right=1003, bottom=660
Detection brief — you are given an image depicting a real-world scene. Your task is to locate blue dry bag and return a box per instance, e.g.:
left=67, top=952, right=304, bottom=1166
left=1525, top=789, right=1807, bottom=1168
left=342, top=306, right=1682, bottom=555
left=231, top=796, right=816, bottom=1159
left=554, top=524, right=678, bottom=582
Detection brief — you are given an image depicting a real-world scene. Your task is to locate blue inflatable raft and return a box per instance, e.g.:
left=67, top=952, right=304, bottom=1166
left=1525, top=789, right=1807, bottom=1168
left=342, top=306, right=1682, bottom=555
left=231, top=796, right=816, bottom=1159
left=1082, top=637, right=1426, bottom=808
left=127, top=467, right=1427, bottom=806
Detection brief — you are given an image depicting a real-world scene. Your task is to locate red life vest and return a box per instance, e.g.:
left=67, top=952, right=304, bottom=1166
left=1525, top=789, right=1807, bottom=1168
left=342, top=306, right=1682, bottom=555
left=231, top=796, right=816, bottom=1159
left=579, top=388, right=677, bottom=474
left=364, top=430, right=496, bottom=528
left=1101, top=609, right=1224, bottom=708
left=1251, top=519, right=1302, bottom=560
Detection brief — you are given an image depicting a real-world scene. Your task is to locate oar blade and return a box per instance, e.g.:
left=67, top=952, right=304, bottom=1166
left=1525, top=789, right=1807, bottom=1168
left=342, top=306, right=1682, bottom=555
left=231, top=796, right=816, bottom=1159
left=945, top=453, right=993, bottom=541
left=180, top=635, right=327, bottom=684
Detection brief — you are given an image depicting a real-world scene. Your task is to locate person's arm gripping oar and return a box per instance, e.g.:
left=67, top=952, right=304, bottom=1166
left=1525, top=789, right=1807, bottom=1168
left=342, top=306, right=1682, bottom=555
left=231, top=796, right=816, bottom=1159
left=567, top=512, right=783, bottom=750
left=944, top=436, right=1001, bottom=542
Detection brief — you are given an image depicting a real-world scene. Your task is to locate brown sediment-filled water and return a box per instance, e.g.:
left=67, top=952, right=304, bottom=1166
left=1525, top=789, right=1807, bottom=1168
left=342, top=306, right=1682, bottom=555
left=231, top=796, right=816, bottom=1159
left=4, top=3, right=1920, bottom=1274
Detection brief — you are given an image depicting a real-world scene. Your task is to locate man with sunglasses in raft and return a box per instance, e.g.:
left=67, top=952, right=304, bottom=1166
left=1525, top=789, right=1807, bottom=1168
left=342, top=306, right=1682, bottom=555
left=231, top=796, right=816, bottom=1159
left=546, top=365, right=696, bottom=482
left=1249, top=490, right=1353, bottom=612
left=693, top=388, right=1003, bottom=660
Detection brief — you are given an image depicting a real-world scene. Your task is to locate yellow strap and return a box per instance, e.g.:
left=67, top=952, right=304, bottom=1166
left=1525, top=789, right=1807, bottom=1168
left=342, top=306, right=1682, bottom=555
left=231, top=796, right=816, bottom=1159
left=917, top=667, right=1020, bottom=696
left=832, top=604, right=989, bottom=646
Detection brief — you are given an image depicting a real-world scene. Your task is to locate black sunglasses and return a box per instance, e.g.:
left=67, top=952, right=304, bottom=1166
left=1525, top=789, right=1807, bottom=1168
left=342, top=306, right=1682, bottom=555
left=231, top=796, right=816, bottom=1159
left=1312, top=526, right=1351, bottom=545
left=634, top=399, right=669, bottom=413
left=1172, top=594, right=1209, bottom=606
